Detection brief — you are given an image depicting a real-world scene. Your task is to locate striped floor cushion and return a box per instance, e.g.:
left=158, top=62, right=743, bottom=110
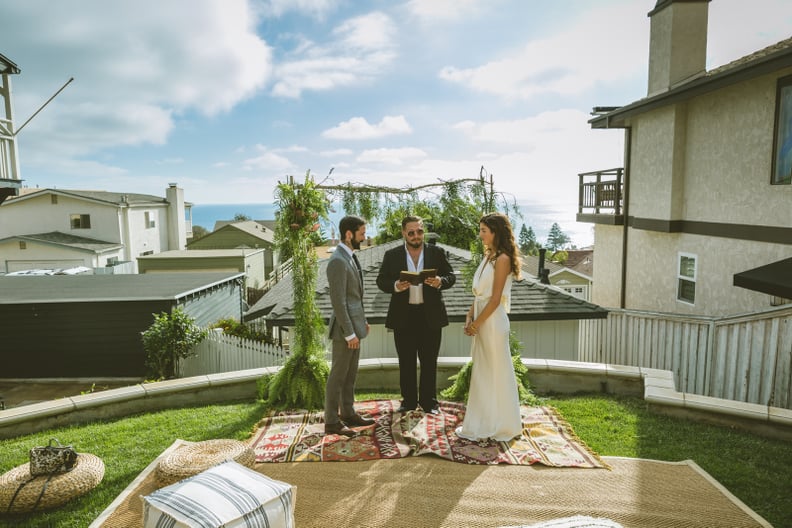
left=142, top=460, right=295, bottom=528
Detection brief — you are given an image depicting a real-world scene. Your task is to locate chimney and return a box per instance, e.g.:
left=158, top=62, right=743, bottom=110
left=537, top=248, right=550, bottom=285
left=646, top=0, right=711, bottom=97
left=165, top=183, right=186, bottom=250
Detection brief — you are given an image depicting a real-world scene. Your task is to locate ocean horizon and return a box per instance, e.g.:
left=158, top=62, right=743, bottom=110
left=190, top=202, right=593, bottom=248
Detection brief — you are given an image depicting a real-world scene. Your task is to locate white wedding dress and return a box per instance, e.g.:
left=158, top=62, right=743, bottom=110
left=455, top=257, right=522, bottom=441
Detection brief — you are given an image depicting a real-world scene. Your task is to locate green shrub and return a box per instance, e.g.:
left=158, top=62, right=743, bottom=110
left=141, top=308, right=208, bottom=379
left=211, top=318, right=273, bottom=343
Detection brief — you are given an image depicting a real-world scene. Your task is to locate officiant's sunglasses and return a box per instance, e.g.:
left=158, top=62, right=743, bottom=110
left=406, top=229, right=424, bottom=237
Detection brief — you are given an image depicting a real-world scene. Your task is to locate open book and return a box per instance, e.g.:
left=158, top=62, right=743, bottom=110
left=400, top=268, right=437, bottom=286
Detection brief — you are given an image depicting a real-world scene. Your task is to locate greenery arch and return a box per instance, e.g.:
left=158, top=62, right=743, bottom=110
left=260, top=168, right=537, bottom=410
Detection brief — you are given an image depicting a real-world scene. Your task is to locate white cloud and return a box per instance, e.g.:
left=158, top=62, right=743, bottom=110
left=257, top=0, right=340, bottom=19
left=404, top=0, right=486, bottom=21
left=5, top=0, right=271, bottom=174
left=242, top=151, right=294, bottom=171
left=707, top=0, right=792, bottom=68
left=357, top=147, right=427, bottom=165
left=438, top=1, right=647, bottom=99
left=322, top=115, right=412, bottom=140
left=270, top=12, right=397, bottom=98
left=320, top=148, right=354, bottom=157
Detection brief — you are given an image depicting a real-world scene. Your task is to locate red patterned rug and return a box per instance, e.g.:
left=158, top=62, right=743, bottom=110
left=249, top=399, right=608, bottom=468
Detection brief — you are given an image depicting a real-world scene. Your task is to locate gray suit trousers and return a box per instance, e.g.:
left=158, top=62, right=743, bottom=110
left=324, top=337, right=361, bottom=425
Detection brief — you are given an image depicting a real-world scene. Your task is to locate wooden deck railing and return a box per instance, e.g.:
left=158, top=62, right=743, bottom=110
left=579, top=305, right=792, bottom=409
left=578, top=167, right=623, bottom=215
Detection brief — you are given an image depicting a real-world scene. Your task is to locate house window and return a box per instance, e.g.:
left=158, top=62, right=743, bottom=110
left=144, top=211, right=156, bottom=228
left=141, top=250, right=154, bottom=256
left=106, top=257, right=118, bottom=266
left=19, top=241, right=26, bottom=250
left=560, top=285, right=588, bottom=301
left=51, top=195, right=58, bottom=204
left=771, top=74, right=792, bottom=185
left=70, top=214, right=91, bottom=229
left=677, top=253, right=697, bottom=304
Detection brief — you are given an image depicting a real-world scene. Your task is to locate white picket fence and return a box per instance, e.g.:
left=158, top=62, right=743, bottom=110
left=180, top=330, right=290, bottom=378
left=579, top=304, right=792, bottom=409
left=180, top=305, right=792, bottom=410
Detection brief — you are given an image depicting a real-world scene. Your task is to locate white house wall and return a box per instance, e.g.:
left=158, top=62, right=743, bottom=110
left=0, top=239, right=124, bottom=273
left=245, top=251, right=267, bottom=290
left=591, top=224, right=624, bottom=309
left=124, top=205, right=169, bottom=263
left=356, top=321, right=578, bottom=362
left=682, top=74, right=792, bottom=226
left=612, top=69, right=792, bottom=317
left=0, top=194, right=121, bottom=241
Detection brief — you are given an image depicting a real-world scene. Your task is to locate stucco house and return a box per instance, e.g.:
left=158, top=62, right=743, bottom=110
left=0, top=184, right=192, bottom=274
left=578, top=0, right=792, bottom=316
left=186, top=220, right=277, bottom=278
left=246, top=240, right=607, bottom=361
left=523, top=252, right=593, bottom=301
left=0, top=272, right=244, bottom=378
left=138, top=248, right=268, bottom=304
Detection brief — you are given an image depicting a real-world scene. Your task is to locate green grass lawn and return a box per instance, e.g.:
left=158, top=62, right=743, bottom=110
left=0, top=392, right=789, bottom=527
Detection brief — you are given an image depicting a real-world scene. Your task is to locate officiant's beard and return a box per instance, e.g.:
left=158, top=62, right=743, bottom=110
left=406, top=239, right=422, bottom=249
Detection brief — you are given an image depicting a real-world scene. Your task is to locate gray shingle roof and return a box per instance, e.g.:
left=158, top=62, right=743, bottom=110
left=0, top=231, right=123, bottom=253
left=247, top=240, right=607, bottom=325
left=0, top=272, right=244, bottom=304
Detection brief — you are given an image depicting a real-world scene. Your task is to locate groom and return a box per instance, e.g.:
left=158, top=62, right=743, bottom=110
left=376, top=216, right=456, bottom=414
left=324, top=215, right=375, bottom=436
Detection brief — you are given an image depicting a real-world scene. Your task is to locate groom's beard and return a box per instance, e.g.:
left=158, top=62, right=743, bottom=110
left=350, top=238, right=362, bottom=250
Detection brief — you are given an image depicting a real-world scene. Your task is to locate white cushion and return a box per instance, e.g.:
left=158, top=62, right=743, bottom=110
left=142, top=460, right=295, bottom=528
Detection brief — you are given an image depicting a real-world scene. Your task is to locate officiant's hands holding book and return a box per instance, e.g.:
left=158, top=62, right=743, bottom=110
left=398, top=269, right=440, bottom=290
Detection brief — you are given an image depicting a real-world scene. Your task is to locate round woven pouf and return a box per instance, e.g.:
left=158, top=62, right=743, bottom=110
left=0, top=453, right=105, bottom=514
left=156, top=439, right=256, bottom=486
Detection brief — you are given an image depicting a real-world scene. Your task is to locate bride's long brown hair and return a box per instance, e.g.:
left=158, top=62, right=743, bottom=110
left=480, top=212, right=522, bottom=279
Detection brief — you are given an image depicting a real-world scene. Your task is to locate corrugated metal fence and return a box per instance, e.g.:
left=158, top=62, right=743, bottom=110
left=579, top=305, right=792, bottom=409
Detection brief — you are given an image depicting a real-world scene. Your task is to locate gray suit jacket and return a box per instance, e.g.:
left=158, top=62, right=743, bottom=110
left=327, top=246, right=368, bottom=340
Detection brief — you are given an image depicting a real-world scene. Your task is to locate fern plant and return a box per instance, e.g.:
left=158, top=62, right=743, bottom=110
left=260, top=172, right=331, bottom=410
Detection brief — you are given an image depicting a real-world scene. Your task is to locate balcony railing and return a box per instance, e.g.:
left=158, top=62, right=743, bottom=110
left=577, top=168, right=624, bottom=224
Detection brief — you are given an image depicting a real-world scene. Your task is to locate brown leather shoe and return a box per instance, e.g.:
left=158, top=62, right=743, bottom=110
left=341, top=413, right=376, bottom=427
left=325, top=422, right=356, bottom=437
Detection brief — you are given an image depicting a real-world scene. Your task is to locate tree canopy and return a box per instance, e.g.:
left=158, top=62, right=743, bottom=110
left=518, top=224, right=539, bottom=255
left=545, top=222, right=571, bottom=251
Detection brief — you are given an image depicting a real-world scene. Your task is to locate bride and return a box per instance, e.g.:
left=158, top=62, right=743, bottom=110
left=455, top=212, right=522, bottom=442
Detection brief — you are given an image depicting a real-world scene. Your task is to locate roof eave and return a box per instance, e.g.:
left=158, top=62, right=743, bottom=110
left=591, top=45, right=792, bottom=129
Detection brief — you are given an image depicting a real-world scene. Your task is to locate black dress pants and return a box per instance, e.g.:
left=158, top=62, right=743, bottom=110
left=393, top=304, right=442, bottom=410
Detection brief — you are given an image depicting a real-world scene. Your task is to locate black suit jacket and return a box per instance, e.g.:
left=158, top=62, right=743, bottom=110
left=376, top=243, right=456, bottom=330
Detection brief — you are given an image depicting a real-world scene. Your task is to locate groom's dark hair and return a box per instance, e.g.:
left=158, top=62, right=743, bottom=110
left=339, top=215, right=366, bottom=241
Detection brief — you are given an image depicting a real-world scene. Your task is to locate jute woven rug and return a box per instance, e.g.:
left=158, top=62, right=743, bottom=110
left=249, top=400, right=608, bottom=467
left=91, top=440, right=772, bottom=528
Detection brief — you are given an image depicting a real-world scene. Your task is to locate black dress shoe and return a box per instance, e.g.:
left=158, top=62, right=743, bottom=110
left=426, top=406, right=441, bottom=416
left=342, top=413, right=375, bottom=427
left=324, top=422, right=356, bottom=437
left=396, top=405, right=416, bottom=413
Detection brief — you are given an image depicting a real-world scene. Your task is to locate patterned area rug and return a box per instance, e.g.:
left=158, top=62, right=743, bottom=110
left=249, top=399, right=608, bottom=468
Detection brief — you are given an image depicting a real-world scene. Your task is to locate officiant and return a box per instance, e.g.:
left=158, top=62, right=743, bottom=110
left=376, top=215, right=456, bottom=414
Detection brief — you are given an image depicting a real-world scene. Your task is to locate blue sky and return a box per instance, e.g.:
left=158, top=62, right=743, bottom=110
left=2, top=0, right=791, bottom=239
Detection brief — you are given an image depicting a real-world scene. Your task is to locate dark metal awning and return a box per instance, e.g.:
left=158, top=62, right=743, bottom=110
left=733, top=257, right=792, bottom=299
